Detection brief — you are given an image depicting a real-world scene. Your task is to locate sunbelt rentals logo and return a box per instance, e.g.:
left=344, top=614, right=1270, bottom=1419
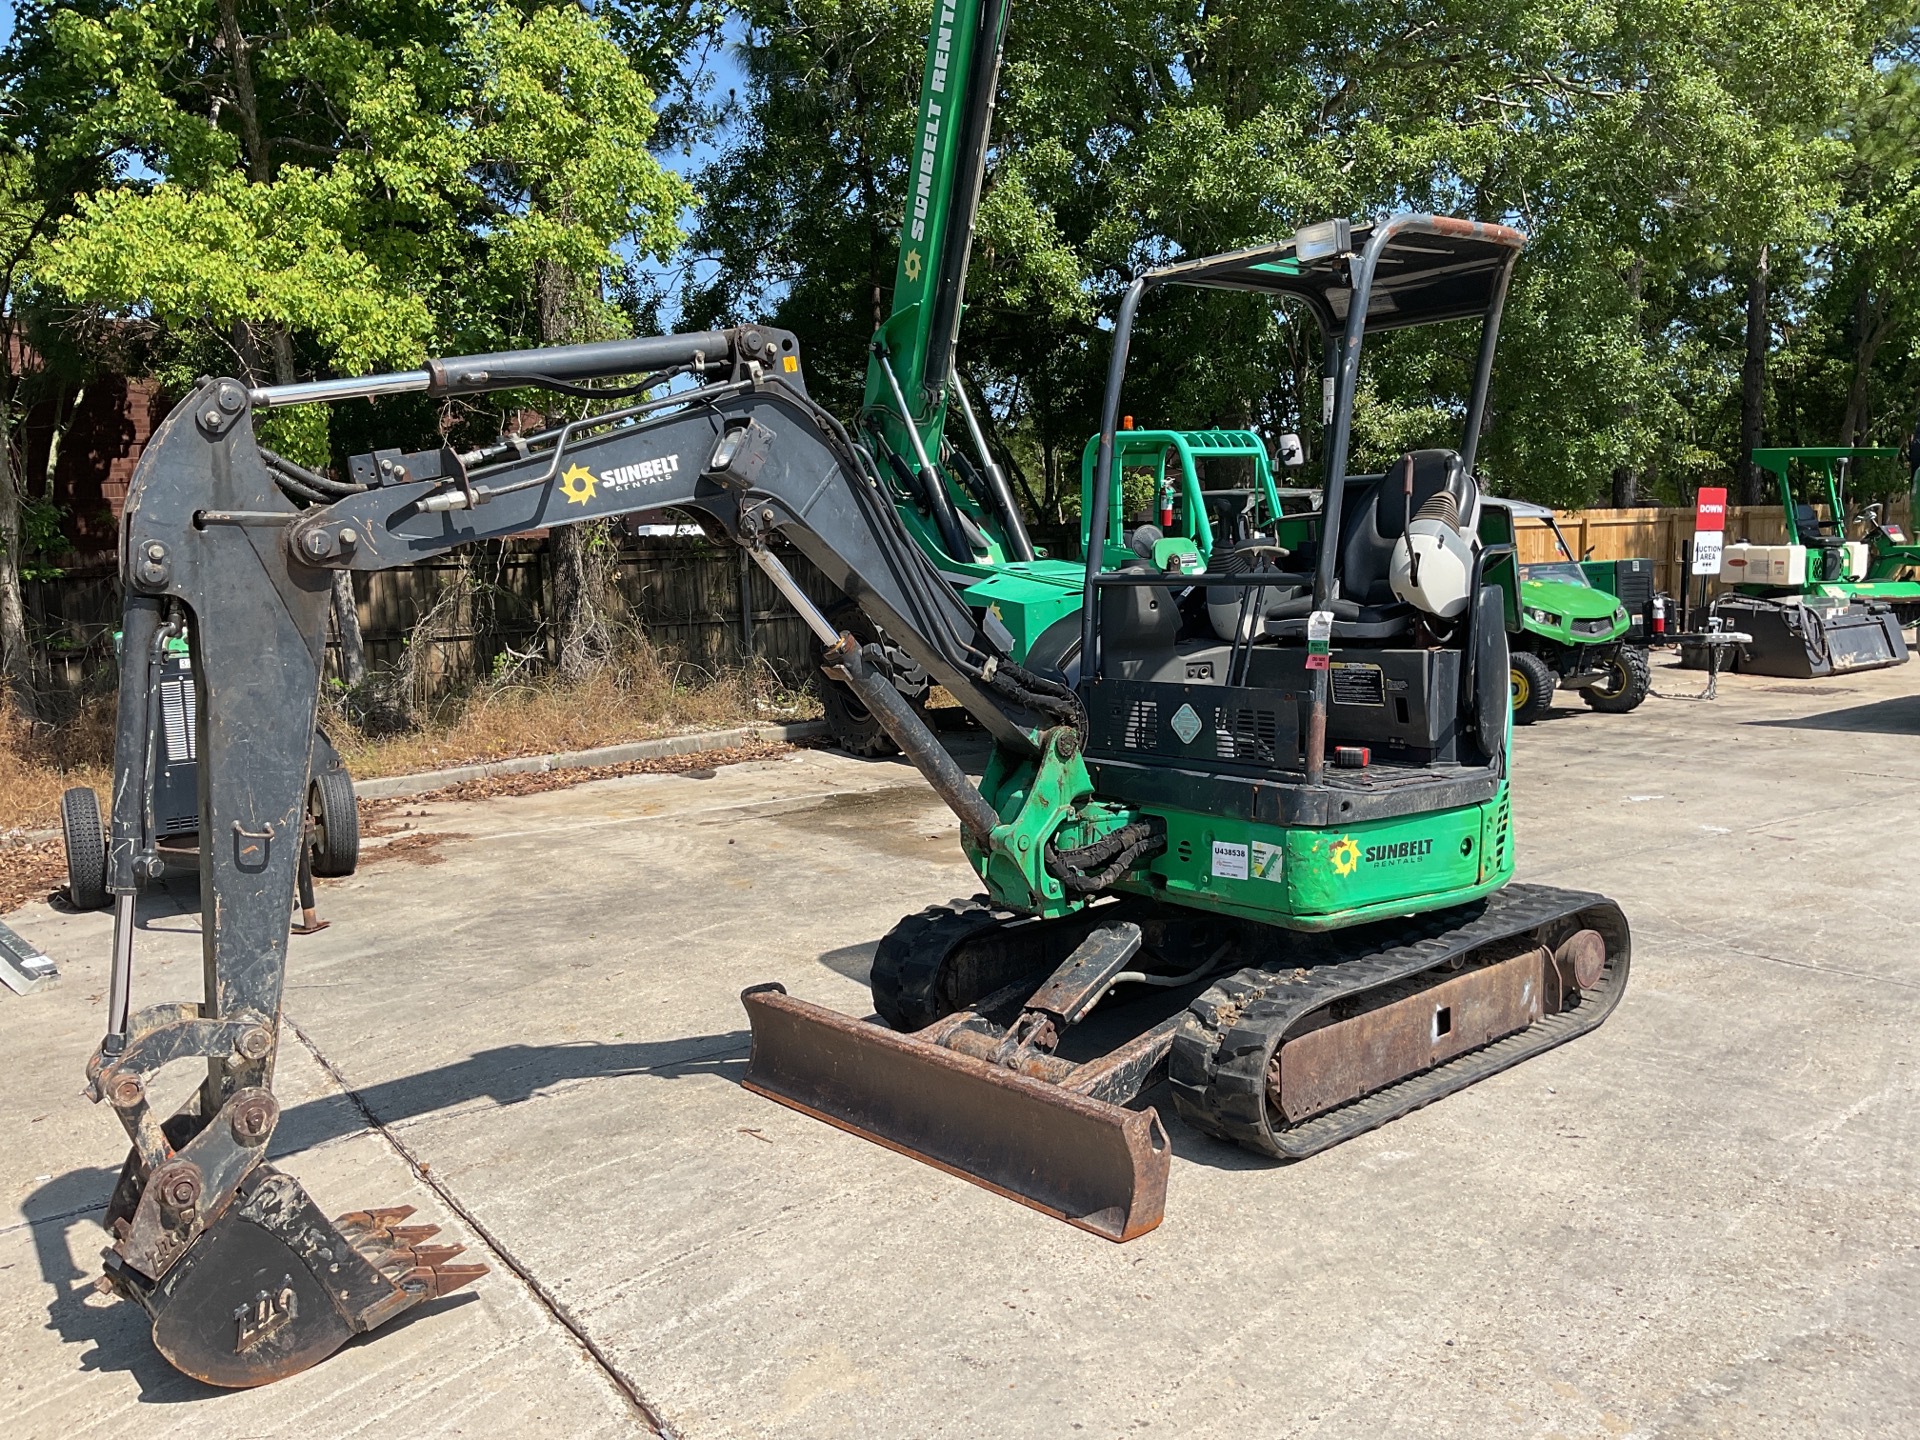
left=1330, top=834, right=1436, bottom=877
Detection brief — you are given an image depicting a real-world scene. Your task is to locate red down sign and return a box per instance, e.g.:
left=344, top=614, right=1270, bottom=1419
left=1694, top=487, right=1727, bottom=533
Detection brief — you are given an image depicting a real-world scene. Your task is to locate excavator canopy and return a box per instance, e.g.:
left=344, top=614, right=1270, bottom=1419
left=1145, top=216, right=1527, bottom=331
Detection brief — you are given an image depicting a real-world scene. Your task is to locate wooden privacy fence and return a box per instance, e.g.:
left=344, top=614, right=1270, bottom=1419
left=24, top=535, right=840, bottom=707
left=27, top=500, right=1915, bottom=703
left=1508, top=501, right=1917, bottom=599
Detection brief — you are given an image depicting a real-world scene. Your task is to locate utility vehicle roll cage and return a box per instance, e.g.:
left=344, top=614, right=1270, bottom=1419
left=1080, top=214, right=1526, bottom=781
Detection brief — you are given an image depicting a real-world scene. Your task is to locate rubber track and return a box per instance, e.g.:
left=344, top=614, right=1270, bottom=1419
left=870, top=897, right=1011, bottom=1031
left=1167, top=882, right=1631, bottom=1159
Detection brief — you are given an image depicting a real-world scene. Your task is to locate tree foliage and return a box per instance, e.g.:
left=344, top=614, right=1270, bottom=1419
left=687, top=0, right=1920, bottom=513
left=3, top=0, right=1920, bottom=521
left=8, top=0, right=696, bottom=458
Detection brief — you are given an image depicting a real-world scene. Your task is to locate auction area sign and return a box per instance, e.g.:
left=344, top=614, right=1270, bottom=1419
left=1692, top=486, right=1727, bottom=576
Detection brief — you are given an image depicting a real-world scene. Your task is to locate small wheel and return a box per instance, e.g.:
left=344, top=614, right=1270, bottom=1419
left=307, top=763, right=360, bottom=877
left=809, top=602, right=929, bottom=758
left=1509, top=651, right=1557, bottom=725
left=1582, top=646, right=1650, bottom=714
left=61, top=786, right=110, bottom=909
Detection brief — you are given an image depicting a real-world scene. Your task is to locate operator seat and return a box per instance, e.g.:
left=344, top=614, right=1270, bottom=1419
left=1341, top=450, right=1478, bottom=603
left=1795, top=501, right=1849, bottom=580
left=1261, top=449, right=1478, bottom=641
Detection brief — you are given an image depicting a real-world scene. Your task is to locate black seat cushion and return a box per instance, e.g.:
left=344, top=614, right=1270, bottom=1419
left=1795, top=503, right=1841, bottom=546
left=1339, top=450, right=1477, bottom=606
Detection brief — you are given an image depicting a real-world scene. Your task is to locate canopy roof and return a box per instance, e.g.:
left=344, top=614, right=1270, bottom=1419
left=1144, top=215, right=1526, bottom=331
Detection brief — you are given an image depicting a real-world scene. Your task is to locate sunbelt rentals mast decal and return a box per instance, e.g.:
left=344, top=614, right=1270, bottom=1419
left=906, top=1, right=959, bottom=268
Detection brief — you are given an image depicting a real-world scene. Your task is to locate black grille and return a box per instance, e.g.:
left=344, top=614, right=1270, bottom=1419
left=1215, top=706, right=1283, bottom=764
left=1613, top=560, right=1653, bottom=610
left=1123, top=700, right=1158, bottom=749
left=1573, top=616, right=1615, bottom=638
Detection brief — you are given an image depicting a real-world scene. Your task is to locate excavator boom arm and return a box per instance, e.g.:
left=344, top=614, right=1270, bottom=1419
left=88, top=326, right=1079, bottom=1386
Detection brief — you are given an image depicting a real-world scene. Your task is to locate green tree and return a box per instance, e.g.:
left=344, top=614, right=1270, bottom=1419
left=689, top=0, right=1905, bottom=515
left=6, top=0, right=695, bottom=682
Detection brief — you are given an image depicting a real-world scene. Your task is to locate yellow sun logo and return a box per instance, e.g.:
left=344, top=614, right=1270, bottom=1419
left=904, top=248, right=923, bottom=282
left=559, top=463, right=597, bottom=505
left=1330, top=837, right=1361, bottom=877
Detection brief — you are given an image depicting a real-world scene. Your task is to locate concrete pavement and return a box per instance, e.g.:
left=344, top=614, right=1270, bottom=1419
left=4, top=656, right=1918, bottom=1437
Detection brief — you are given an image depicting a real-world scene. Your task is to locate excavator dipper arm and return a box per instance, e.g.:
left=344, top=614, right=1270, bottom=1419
left=90, top=327, right=1069, bottom=1385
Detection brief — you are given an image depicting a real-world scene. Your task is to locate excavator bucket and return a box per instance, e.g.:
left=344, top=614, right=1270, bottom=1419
left=113, top=1164, right=485, bottom=1388
left=741, top=985, right=1169, bottom=1241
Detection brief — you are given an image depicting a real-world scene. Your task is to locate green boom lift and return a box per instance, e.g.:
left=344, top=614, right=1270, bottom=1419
left=815, top=0, right=1308, bottom=751
left=809, top=0, right=1090, bottom=752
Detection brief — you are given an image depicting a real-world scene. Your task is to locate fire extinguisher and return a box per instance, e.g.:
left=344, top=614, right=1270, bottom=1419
left=1158, top=472, right=1176, bottom=530
left=1652, top=594, right=1667, bottom=636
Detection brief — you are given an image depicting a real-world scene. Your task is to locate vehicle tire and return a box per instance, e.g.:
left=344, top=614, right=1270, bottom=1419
left=1582, top=646, right=1651, bottom=714
left=307, top=763, right=360, bottom=877
left=61, top=786, right=110, bottom=910
left=1509, top=650, right=1557, bottom=725
left=809, top=602, right=930, bottom=758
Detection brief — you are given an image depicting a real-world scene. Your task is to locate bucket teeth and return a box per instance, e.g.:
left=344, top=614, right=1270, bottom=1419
left=414, top=1262, right=489, bottom=1299
left=339, top=1209, right=487, bottom=1302
left=336, top=1204, right=416, bottom=1232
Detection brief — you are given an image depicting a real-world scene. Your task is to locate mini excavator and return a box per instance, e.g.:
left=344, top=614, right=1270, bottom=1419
left=86, top=212, right=1628, bottom=1387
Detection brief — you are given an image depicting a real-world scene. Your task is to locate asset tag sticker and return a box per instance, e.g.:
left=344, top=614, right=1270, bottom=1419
left=1306, top=609, right=1334, bottom=671
left=1170, top=703, right=1203, bottom=744
left=1250, top=841, right=1284, bottom=882
left=1211, top=841, right=1249, bottom=881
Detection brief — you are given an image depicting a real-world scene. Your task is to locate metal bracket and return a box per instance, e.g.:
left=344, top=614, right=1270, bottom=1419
left=0, top=921, right=57, bottom=995
left=194, top=381, right=249, bottom=440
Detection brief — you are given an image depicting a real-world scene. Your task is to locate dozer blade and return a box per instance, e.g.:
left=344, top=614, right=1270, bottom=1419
left=741, top=984, right=1169, bottom=1241
left=123, top=1165, right=485, bottom=1387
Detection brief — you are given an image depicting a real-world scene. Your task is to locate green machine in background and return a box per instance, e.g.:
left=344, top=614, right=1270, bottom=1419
left=812, top=0, right=1305, bottom=752
left=1706, top=446, right=1915, bottom=677
left=809, top=0, right=1085, bottom=754
left=1075, top=426, right=1320, bottom=574
left=1477, top=499, right=1647, bottom=723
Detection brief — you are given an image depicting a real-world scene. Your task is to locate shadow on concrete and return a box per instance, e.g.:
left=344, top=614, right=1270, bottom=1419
left=1742, top=694, right=1920, bottom=735
left=20, top=1030, right=749, bottom=1397
left=20, top=1164, right=224, bottom=1403
left=815, top=941, right=876, bottom=983
left=277, top=1031, right=754, bottom=1150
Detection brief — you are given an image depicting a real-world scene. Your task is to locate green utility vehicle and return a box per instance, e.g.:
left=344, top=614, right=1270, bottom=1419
left=1478, top=499, right=1646, bottom=723
left=1707, top=446, right=1914, bottom=677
